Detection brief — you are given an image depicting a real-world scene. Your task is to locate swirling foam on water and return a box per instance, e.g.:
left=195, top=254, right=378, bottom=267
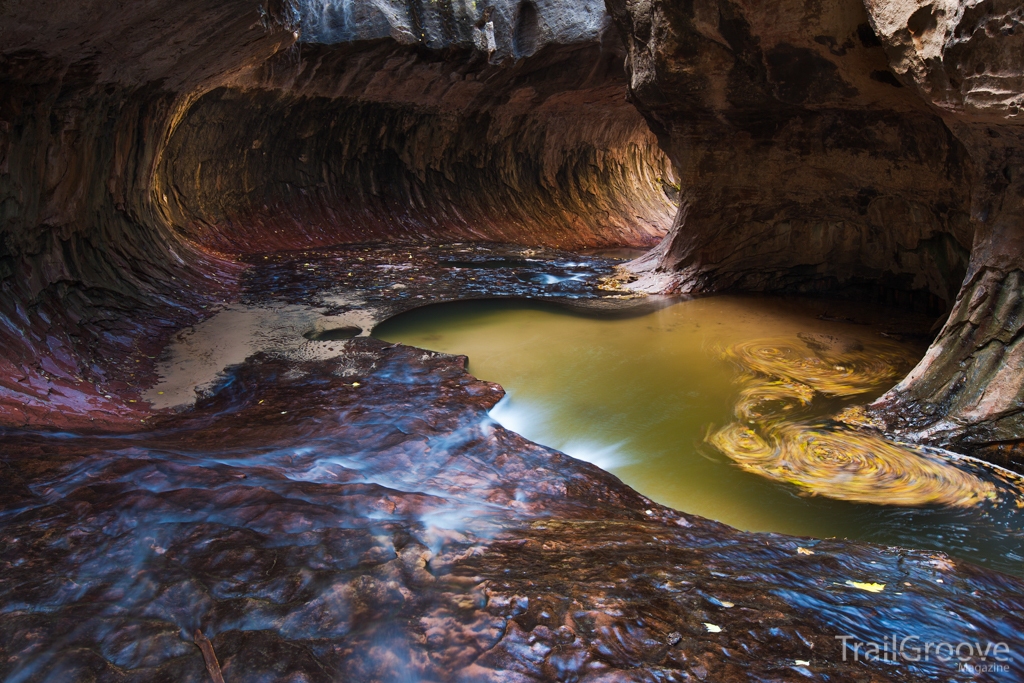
left=709, top=337, right=998, bottom=507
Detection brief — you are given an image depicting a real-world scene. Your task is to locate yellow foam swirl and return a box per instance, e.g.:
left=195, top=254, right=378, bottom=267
left=708, top=333, right=996, bottom=507
left=724, top=337, right=909, bottom=397
left=735, top=379, right=815, bottom=422
left=710, top=421, right=995, bottom=507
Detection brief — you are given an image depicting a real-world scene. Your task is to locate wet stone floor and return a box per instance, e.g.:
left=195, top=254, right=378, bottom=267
left=1, top=244, right=1023, bottom=682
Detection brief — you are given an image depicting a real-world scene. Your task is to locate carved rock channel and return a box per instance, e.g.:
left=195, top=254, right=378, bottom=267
left=1, top=0, right=1024, bottom=681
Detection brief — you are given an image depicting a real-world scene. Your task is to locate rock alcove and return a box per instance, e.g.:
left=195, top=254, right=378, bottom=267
left=1, top=0, right=1024, bottom=681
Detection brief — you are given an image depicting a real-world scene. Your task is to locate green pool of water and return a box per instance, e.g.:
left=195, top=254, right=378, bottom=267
left=373, top=296, right=1024, bottom=574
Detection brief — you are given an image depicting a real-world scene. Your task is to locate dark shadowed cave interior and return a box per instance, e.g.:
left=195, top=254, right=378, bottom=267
left=2, top=0, right=1024, bottom=681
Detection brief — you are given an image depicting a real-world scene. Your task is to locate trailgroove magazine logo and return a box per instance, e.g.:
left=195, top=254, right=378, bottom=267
left=835, top=634, right=1011, bottom=673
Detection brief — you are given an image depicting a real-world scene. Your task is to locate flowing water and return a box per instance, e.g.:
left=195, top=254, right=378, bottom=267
left=5, top=246, right=1023, bottom=680
left=374, top=295, right=1024, bottom=576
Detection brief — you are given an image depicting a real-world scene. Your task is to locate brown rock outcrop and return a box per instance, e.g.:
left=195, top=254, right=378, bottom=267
left=0, top=0, right=286, bottom=430
left=607, top=0, right=1024, bottom=462
left=861, top=0, right=1024, bottom=465
left=606, top=0, right=973, bottom=309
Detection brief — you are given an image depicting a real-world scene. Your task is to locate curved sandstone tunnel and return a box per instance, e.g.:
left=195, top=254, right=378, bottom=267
left=0, top=0, right=675, bottom=428
left=159, top=42, right=675, bottom=253
left=2, top=0, right=1024, bottom=681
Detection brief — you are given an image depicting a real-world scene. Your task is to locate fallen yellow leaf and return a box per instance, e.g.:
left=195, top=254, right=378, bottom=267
left=797, top=547, right=814, bottom=555
left=845, top=580, right=885, bottom=592
left=704, top=623, right=722, bottom=633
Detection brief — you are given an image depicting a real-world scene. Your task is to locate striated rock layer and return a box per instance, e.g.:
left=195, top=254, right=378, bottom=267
left=607, top=0, right=1024, bottom=463
left=606, top=0, right=975, bottom=308
left=160, top=41, right=674, bottom=253
left=2, top=1, right=1024, bottom=680
left=0, top=0, right=673, bottom=430
left=861, top=0, right=1024, bottom=467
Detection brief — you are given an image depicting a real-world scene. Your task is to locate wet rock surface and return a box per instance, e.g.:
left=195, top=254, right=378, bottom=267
left=239, top=243, right=636, bottom=313
left=860, top=0, right=1024, bottom=465
left=3, top=246, right=1024, bottom=681
left=2, top=1, right=1024, bottom=680
left=144, top=244, right=670, bottom=410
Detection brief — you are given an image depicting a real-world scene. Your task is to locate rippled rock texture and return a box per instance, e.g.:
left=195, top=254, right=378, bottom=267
left=3, top=248, right=1023, bottom=681
left=607, top=0, right=1024, bottom=463
left=0, top=0, right=287, bottom=431
left=161, top=41, right=674, bottom=253
left=606, top=0, right=974, bottom=307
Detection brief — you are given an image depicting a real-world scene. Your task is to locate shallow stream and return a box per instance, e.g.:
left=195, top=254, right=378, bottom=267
left=375, top=295, right=1024, bottom=576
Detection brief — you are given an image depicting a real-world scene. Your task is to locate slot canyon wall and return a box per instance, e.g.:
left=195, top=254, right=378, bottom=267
left=0, top=0, right=1020, bottom=453
left=607, top=0, right=976, bottom=308
left=3, top=2, right=1024, bottom=682
left=0, top=0, right=674, bottom=430
left=863, top=0, right=1024, bottom=463
left=606, top=0, right=1024, bottom=466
